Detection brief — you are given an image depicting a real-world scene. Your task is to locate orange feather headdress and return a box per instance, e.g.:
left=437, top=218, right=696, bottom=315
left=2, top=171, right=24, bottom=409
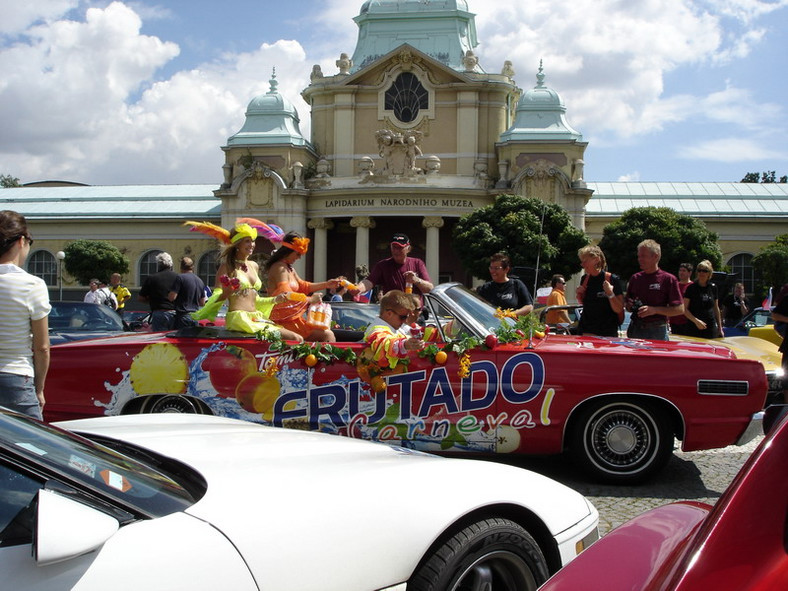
left=184, top=220, right=259, bottom=244
left=184, top=221, right=232, bottom=244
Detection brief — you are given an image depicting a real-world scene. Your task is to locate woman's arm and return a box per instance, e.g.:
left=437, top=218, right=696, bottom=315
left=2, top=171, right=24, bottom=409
left=31, top=316, right=50, bottom=409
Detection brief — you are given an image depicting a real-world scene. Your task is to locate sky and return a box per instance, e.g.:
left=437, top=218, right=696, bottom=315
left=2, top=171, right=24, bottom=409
left=2, top=0, right=787, bottom=186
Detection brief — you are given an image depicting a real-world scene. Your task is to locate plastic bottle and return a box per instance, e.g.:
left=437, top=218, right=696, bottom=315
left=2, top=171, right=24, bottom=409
left=404, top=280, right=413, bottom=294
left=340, top=278, right=357, bottom=291
left=307, top=302, right=332, bottom=329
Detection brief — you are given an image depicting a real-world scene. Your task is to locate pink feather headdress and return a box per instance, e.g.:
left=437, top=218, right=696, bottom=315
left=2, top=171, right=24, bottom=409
left=235, top=218, right=285, bottom=244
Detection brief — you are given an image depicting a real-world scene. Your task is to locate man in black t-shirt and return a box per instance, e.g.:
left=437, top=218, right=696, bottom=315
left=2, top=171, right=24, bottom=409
left=139, top=252, right=177, bottom=331
left=168, top=256, right=206, bottom=329
left=476, top=253, right=533, bottom=316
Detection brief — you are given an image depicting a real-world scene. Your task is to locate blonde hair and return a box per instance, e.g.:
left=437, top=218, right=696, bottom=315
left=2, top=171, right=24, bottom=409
left=380, top=290, right=416, bottom=312
left=637, top=239, right=661, bottom=257
left=696, top=259, right=713, bottom=273
left=578, top=245, right=606, bottom=271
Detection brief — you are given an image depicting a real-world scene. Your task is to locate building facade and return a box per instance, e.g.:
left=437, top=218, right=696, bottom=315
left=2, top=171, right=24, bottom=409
left=5, top=0, right=787, bottom=299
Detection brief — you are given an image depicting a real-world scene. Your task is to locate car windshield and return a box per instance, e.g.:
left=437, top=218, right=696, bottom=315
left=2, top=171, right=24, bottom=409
left=435, top=285, right=516, bottom=335
left=0, top=411, right=200, bottom=517
left=49, top=302, right=124, bottom=332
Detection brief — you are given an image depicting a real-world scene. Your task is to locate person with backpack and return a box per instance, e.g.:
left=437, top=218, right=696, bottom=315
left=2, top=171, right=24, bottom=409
left=575, top=245, right=624, bottom=337
left=84, top=278, right=113, bottom=308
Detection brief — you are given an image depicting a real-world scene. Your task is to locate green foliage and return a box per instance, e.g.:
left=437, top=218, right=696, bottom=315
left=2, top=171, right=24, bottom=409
left=741, top=171, right=787, bottom=183
left=598, top=207, right=722, bottom=282
left=63, top=240, right=129, bottom=286
left=1, top=174, right=20, bottom=188
left=752, top=233, right=788, bottom=293
left=492, top=311, right=546, bottom=345
left=452, top=194, right=590, bottom=284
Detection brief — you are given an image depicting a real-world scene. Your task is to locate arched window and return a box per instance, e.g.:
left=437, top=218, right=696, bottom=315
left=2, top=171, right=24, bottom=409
left=27, top=250, right=58, bottom=286
left=198, top=250, right=220, bottom=289
left=138, top=250, right=163, bottom=286
left=384, top=72, right=428, bottom=123
left=727, top=253, right=755, bottom=294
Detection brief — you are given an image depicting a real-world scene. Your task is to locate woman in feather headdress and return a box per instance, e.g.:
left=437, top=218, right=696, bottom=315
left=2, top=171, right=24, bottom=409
left=184, top=220, right=303, bottom=342
left=264, top=230, right=344, bottom=342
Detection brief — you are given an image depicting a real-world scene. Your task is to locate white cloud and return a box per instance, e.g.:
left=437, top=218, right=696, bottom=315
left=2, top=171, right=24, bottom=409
left=617, top=172, right=642, bottom=182
left=678, top=137, right=785, bottom=161
left=0, top=0, right=786, bottom=184
left=0, top=0, right=77, bottom=36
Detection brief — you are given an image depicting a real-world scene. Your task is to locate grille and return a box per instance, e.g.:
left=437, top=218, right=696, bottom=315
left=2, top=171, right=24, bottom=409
left=697, top=380, right=749, bottom=396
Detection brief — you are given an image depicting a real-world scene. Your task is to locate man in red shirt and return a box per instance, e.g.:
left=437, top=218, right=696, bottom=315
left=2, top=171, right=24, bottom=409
left=626, top=239, right=684, bottom=341
left=357, top=233, right=434, bottom=303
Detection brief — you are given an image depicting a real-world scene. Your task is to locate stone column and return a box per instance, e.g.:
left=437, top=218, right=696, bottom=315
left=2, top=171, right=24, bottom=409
left=351, top=216, right=376, bottom=271
left=307, top=218, right=334, bottom=282
left=422, top=216, right=444, bottom=283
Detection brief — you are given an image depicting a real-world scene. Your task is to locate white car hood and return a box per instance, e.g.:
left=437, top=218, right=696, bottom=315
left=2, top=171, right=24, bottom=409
left=58, top=414, right=595, bottom=590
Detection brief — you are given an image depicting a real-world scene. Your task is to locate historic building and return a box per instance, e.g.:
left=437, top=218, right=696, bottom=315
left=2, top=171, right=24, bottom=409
left=5, top=0, right=787, bottom=298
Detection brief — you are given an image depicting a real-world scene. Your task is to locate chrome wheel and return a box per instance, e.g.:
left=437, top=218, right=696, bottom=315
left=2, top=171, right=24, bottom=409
left=572, top=400, right=673, bottom=484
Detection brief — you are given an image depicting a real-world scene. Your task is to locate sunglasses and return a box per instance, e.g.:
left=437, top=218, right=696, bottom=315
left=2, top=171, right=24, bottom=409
left=697, top=269, right=710, bottom=273
left=387, top=309, right=409, bottom=322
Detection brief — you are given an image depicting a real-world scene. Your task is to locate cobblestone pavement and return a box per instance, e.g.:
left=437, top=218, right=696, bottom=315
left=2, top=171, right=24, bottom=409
left=496, top=435, right=763, bottom=536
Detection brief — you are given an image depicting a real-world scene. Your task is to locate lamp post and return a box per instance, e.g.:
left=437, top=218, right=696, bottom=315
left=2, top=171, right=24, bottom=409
left=56, top=251, right=65, bottom=301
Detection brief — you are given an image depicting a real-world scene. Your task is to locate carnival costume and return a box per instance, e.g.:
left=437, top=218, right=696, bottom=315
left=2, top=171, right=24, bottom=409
left=242, top=222, right=317, bottom=338
left=363, top=321, right=411, bottom=369
left=184, top=220, right=283, bottom=338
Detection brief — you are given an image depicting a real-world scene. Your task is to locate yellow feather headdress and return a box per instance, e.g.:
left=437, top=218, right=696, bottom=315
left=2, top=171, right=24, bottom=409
left=184, top=220, right=259, bottom=244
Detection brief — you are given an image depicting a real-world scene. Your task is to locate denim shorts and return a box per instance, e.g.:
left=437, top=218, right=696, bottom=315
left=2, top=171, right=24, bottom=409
left=0, top=372, right=42, bottom=420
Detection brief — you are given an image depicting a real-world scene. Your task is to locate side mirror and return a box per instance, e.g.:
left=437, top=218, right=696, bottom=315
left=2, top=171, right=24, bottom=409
left=34, top=489, right=119, bottom=566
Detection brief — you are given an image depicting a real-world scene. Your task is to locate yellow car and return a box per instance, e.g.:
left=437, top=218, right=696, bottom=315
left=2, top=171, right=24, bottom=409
left=749, top=325, right=783, bottom=347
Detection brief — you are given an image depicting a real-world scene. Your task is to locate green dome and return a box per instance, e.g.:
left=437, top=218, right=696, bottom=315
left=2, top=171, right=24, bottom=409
left=352, top=0, right=478, bottom=72
left=227, top=71, right=309, bottom=147
left=500, top=63, right=583, bottom=143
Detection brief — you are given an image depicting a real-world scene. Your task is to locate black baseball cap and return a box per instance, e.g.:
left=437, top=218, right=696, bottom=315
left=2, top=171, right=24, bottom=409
left=391, top=233, right=410, bottom=246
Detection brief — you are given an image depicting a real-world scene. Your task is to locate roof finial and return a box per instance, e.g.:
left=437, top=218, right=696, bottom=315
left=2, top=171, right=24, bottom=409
left=536, top=59, right=545, bottom=87
left=268, top=68, right=278, bottom=94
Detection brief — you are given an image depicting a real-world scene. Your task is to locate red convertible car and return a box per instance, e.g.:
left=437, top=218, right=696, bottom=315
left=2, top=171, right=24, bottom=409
left=538, top=405, right=788, bottom=590
left=45, top=283, right=767, bottom=484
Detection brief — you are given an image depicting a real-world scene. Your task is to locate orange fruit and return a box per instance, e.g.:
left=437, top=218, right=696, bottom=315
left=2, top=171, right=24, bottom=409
left=304, top=354, right=318, bottom=367
left=435, top=350, right=448, bottom=364
left=236, top=373, right=280, bottom=420
left=370, top=376, right=386, bottom=392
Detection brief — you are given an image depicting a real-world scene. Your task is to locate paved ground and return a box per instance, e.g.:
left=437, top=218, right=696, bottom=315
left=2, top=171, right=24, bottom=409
left=496, top=436, right=762, bottom=536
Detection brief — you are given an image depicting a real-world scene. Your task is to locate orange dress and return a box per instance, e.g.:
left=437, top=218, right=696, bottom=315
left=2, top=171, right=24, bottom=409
left=269, top=266, right=315, bottom=338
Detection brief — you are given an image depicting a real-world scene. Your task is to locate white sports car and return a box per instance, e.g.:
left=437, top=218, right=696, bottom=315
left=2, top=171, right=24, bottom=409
left=0, top=409, right=599, bottom=590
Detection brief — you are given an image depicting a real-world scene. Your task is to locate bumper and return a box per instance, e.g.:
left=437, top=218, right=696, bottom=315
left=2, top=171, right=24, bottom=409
left=736, top=411, right=764, bottom=445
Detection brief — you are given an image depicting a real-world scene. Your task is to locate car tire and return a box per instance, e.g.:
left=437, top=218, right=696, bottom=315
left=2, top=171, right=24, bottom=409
left=408, top=518, right=548, bottom=591
left=570, top=400, right=673, bottom=484
left=146, top=395, right=198, bottom=414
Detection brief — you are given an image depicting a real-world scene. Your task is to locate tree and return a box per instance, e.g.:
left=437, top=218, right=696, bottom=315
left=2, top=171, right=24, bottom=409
left=452, top=194, right=590, bottom=285
left=1, top=174, right=20, bottom=188
left=598, top=207, right=723, bottom=283
left=752, top=234, right=788, bottom=295
left=741, top=171, right=787, bottom=183
left=63, top=240, right=130, bottom=286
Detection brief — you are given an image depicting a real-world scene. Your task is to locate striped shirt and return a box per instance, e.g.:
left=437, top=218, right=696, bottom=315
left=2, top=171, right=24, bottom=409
left=0, top=264, right=51, bottom=376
